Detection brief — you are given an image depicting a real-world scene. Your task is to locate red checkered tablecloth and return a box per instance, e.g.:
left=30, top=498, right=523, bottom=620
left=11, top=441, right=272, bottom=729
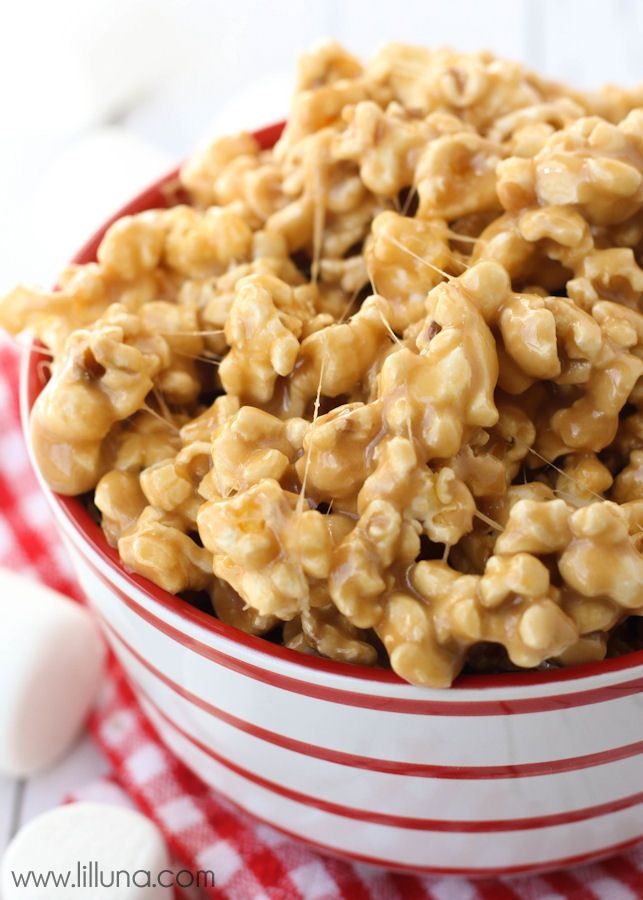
left=2, top=335, right=642, bottom=900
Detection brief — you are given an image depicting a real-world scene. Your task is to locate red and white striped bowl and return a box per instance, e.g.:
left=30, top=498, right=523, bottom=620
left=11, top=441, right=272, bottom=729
left=20, top=123, right=643, bottom=877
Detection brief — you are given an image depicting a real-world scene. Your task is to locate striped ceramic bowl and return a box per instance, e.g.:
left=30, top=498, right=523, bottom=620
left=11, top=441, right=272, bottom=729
left=20, top=123, right=643, bottom=877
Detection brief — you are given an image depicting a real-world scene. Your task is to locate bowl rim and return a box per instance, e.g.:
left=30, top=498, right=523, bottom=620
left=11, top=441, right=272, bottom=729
left=21, top=120, right=643, bottom=692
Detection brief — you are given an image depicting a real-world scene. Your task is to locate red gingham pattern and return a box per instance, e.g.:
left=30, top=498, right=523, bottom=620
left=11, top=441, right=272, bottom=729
left=2, top=333, right=643, bottom=900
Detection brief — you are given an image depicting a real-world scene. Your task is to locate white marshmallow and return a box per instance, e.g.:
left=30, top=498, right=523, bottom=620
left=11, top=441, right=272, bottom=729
left=0, top=569, right=105, bottom=776
left=1, top=802, right=172, bottom=899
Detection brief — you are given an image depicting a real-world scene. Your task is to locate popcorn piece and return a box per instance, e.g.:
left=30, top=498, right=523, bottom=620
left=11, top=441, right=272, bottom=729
left=472, top=210, right=585, bottom=293
left=555, top=452, right=614, bottom=504
left=358, top=437, right=475, bottom=546
left=479, top=553, right=550, bottom=608
left=119, top=507, right=212, bottom=594
left=550, top=333, right=642, bottom=452
left=333, top=101, right=436, bottom=197
left=559, top=502, right=643, bottom=610
left=376, top=590, right=466, bottom=688
left=197, top=479, right=334, bottom=619
left=364, top=211, right=452, bottom=331
left=219, top=274, right=304, bottom=403
left=498, top=293, right=561, bottom=379
left=329, top=499, right=414, bottom=628
left=95, top=470, right=147, bottom=546
left=30, top=305, right=169, bottom=494
left=488, top=98, right=586, bottom=147
left=612, top=450, right=643, bottom=503
left=139, top=452, right=204, bottom=526
left=319, top=255, right=368, bottom=295
left=276, top=76, right=390, bottom=152
left=210, top=578, right=278, bottom=636
left=300, top=602, right=378, bottom=665
left=0, top=263, right=158, bottom=357
left=180, top=132, right=260, bottom=207
left=138, top=301, right=204, bottom=404
left=205, top=406, right=300, bottom=498
left=378, top=273, right=499, bottom=459
left=196, top=256, right=305, bottom=338
left=416, top=132, right=503, bottom=219
left=97, top=211, right=166, bottom=280
left=391, top=558, right=578, bottom=686
left=497, top=113, right=643, bottom=225
left=179, top=394, right=241, bottom=445
left=568, top=249, right=643, bottom=311
left=295, top=401, right=382, bottom=503
left=162, top=205, right=253, bottom=279
left=365, top=46, right=544, bottom=130
left=296, top=40, right=363, bottom=90
left=495, top=499, right=572, bottom=555
left=285, top=295, right=390, bottom=416
left=109, top=412, right=182, bottom=472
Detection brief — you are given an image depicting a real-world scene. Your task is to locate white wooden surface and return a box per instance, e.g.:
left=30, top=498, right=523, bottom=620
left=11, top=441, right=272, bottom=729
left=1, top=0, right=643, bottom=860
left=0, top=736, right=109, bottom=851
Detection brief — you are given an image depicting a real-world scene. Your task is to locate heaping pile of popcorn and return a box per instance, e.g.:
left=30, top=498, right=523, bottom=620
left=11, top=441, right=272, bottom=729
left=3, top=42, right=643, bottom=687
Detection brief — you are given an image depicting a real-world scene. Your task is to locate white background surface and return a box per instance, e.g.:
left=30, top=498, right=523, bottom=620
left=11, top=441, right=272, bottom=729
left=2, top=0, right=643, bottom=295
left=0, top=0, right=642, bottom=858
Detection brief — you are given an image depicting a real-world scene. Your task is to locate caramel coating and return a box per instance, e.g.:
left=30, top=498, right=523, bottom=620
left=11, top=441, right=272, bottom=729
left=180, top=132, right=260, bottom=208
left=210, top=578, right=278, bottom=636
left=364, top=211, right=452, bottom=331
left=204, top=406, right=301, bottom=498
left=119, top=507, right=212, bottom=594
left=299, top=603, right=378, bottom=665
left=3, top=41, right=641, bottom=687
left=94, top=470, right=147, bottom=546
left=30, top=305, right=169, bottom=494
left=559, top=502, right=643, bottom=610
left=197, top=479, right=334, bottom=619
left=613, top=450, right=643, bottom=503
left=416, top=132, right=503, bottom=220
left=284, top=295, right=390, bottom=416
left=219, top=274, right=305, bottom=403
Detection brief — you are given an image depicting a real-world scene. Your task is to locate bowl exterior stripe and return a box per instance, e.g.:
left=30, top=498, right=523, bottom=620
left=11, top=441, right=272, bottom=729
left=138, top=697, right=643, bottom=874
left=104, top=617, right=643, bottom=833
left=97, top=609, right=643, bottom=780
left=69, top=535, right=643, bottom=768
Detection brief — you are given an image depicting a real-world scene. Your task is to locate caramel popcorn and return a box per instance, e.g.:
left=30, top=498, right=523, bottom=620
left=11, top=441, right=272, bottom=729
left=5, top=42, right=642, bottom=687
left=204, top=405, right=302, bottom=498
left=559, top=502, right=643, bottom=609
left=94, top=470, right=147, bottom=546
left=97, top=212, right=166, bottom=280
left=210, top=578, right=278, bottom=636
left=219, top=274, right=304, bottom=403
left=612, top=450, right=643, bottom=502
left=162, top=205, right=253, bottom=278
left=30, top=305, right=170, bottom=494
left=364, top=211, right=452, bottom=331
left=197, top=479, right=334, bottom=619
left=299, top=602, right=378, bottom=665
left=416, top=132, right=503, bottom=220
left=119, top=506, right=212, bottom=594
